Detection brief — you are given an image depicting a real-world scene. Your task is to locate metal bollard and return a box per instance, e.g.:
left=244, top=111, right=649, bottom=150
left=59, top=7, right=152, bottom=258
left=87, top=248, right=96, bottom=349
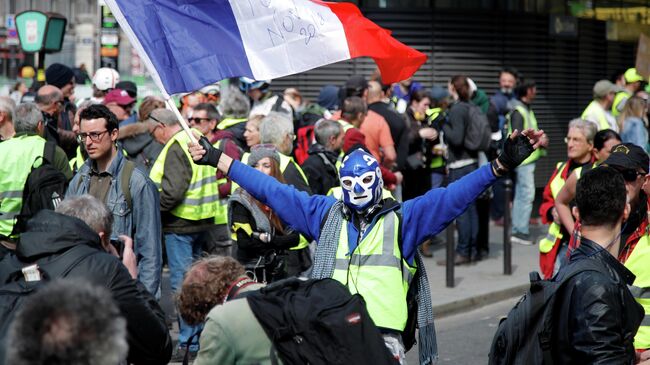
left=503, top=178, right=513, bottom=275
left=446, top=222, right=455, bottom=288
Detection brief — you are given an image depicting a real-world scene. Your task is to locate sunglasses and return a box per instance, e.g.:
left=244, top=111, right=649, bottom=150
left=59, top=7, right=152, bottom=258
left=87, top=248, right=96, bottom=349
left=618, top=169, right=645, bottom=182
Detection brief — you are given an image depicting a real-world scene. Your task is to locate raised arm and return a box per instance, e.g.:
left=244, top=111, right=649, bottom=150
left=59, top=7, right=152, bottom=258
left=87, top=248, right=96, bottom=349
left=189, top=138, right=335, bottom=240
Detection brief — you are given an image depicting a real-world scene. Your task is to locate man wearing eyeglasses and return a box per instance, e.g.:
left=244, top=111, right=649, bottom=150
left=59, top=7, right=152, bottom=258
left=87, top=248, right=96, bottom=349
left=539, top=119, right=598, bottom=278
left=66, top=104, right=163, bottom=300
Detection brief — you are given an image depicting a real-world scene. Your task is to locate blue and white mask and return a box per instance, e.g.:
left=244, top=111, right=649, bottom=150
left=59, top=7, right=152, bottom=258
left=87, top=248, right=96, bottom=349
left=339, top=149, right=383, bottom=212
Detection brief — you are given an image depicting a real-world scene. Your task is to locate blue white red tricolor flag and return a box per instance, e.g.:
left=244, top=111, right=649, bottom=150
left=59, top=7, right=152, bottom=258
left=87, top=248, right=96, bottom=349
left=104, top=0, right=427, bottom=97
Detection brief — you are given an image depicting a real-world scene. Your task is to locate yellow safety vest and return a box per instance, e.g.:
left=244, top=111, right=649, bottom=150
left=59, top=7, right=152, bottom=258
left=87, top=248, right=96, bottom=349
left=625, top=233, right=650, bottom=349
left=332, top=211, right=416, bottom=330
left=217, top=117, right=247, bottom=130
left=581, top=100, right=612, bottom=130
left=612, top=90, right=631, bottom=118
left=69, top=146, right=85, bottom=172
left=539, top=162, right=568, bottom=253
left=149, top=129, right=219, bottom=220
left=0, top=135, right=47, bottom=237
left=425, top=107, right=444, bottom=169
left=508, top=105, right=541, bottom=165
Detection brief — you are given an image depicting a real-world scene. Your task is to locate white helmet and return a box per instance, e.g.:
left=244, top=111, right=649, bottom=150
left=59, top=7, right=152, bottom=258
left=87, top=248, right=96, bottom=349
left=92, top=68, right=120, bottom=91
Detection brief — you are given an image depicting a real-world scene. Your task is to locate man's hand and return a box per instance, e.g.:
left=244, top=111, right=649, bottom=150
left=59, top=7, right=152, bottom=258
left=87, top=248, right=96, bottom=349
left=418, top=128, right=438, bottom=141
left=188, top=135, right=221, bottom=167
left=496, top=128, right=546, bottom=172
left=119, top=235, right=138, bottom=279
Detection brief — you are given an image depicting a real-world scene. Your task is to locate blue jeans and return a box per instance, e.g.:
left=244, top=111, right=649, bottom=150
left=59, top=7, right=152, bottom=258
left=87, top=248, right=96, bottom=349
left=165, top=232, right=204, bottom=350
left=449, top=164, right=479, bottom=258
left=511, top=163, right=536, bottom=236
left=430, top=172, right=445, bottom=189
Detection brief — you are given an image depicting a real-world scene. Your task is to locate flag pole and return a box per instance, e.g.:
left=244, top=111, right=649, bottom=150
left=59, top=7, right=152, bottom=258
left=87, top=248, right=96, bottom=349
left=164, top=98, right=197, bottom=144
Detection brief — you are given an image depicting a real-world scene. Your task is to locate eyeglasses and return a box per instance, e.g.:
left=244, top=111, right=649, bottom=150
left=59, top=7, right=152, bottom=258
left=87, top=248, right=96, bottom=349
left=77, top=130, right=109, bottom=143
left=188, top=117, right=211, bottom=124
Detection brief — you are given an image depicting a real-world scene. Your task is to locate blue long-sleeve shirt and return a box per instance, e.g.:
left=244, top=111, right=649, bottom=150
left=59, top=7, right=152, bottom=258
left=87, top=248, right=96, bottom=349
left=228, top=160, right=497, bottom=264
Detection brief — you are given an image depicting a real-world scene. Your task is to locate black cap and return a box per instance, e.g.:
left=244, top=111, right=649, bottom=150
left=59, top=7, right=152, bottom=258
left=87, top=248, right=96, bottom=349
left=115, top=81, right=138, bottom=98
left=344, top=75, right=368, bottom=97
left=602, top=143, right=649, bottom=174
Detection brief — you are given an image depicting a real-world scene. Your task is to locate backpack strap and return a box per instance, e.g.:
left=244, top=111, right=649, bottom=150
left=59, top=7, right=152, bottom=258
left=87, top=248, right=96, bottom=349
left=120, top=160, right=135, bottom=212
left=43, top=141, right=56, bottom=165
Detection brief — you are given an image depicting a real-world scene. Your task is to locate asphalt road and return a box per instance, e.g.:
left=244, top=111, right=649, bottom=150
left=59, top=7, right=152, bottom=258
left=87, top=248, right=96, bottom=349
left=405, top=297, right=520, bottom=364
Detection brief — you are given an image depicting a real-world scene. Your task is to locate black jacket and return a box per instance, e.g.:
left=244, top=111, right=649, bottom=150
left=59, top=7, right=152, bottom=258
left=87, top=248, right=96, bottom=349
left=301, top=143, right=339, bottom=195
left=0, top=210, right=172, bottom=364
left=551, top=238, right=643, bottom=364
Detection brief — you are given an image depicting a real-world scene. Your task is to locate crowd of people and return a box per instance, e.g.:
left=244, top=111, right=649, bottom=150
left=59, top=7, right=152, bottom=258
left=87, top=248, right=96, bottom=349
left=0, top=60, right=649, bottom=364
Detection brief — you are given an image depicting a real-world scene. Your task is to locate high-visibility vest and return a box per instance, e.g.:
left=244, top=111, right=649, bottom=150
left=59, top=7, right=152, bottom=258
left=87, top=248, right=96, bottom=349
left=217, top=117, right=247, bottom=131
left=69, top=146, right=85, bottom=173
left=612, top=90, right=632, bottom=117
left=581, top=100, right=612, bottom=130
left=508, top=105, right=541, bottom=165
left=539, top=162, right=568, bottom=253
left=0, top=135, right=47, bottom=237
left=149, top=129, right=219, bottom=220
left=624, top=233, right=650, bottom=350
left=337, top=119, right=354, bottom=133
left=425, top=107, right=445, bottom=169
left=332, top=211, right=416, bottom=330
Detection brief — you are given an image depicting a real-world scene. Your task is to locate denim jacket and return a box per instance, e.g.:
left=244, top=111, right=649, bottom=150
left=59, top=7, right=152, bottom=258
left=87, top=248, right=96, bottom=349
left=67, top=152, right=162, bottom=298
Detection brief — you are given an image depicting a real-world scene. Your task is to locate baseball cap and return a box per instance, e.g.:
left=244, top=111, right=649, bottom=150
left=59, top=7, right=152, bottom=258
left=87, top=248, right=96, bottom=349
left=115, top=81, right=138, bottom=98
left=103, top=89, right=135, bottom=106
left=93, top=67, right=120, bottom=91
left=601, top=143, right=649, bottom=174
left=624, top=68, right=644, bottom=83
left=344, top=75, right=368, bottom=97
left=593, top=80, right=617, bottom=98
left=429, top=85, right=450, bottom=102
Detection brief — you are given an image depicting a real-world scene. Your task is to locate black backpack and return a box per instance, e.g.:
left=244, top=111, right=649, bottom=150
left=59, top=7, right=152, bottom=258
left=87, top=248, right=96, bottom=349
left=464, top=103, right=492, bottom=152
left=12, top=142, right=68, bottom=235
left=0, top=245, right=98, bottom=363
left=239, top=278, right=398, bottom=365
left=488, top=259, right=603, bottom=365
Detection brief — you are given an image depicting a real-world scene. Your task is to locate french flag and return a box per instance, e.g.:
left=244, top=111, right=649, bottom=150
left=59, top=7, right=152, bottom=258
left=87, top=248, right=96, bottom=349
left=104, top=0, right=427, bottom=97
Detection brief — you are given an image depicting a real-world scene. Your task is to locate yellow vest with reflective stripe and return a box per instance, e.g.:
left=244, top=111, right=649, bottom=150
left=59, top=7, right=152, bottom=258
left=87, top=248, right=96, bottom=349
left=508, top=105, right=541, bottom=165
left=0, top=135, right=47, bottom=237
left=217, top=117, right=247, bottom=130
left=581, top=100, right=611, bottom=130
left=625, top=233, right=650, bottom=349
left=332, top=211, right=416, bottom=330
left=337, top=119, right=354, bottom=133
left=149, top=129, right=219, bottom=220
left=612, top=91, right=631, bottom=117
left=539, top=162, right=567, bottom=253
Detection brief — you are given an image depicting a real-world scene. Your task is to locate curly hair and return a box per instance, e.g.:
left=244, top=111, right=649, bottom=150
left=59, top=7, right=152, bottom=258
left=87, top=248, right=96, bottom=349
left=177, top=256, right=246, bottom=326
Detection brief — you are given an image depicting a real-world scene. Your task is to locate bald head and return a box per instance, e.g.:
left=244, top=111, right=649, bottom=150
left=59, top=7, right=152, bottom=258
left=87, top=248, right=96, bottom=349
left=367, top=81, right=383, bottom=103
left=36, top=85, right=63, bottom=103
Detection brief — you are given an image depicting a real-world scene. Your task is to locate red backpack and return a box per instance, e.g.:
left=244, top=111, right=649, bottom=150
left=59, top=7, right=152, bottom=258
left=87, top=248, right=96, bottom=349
left=294, top=125, right=315, bottom=165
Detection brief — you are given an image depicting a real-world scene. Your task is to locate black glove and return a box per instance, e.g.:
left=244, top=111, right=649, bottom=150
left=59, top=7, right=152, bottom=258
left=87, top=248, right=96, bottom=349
left=496, top=133, right=535, bottom=171
left=195, top=136, right=222, bottom=167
